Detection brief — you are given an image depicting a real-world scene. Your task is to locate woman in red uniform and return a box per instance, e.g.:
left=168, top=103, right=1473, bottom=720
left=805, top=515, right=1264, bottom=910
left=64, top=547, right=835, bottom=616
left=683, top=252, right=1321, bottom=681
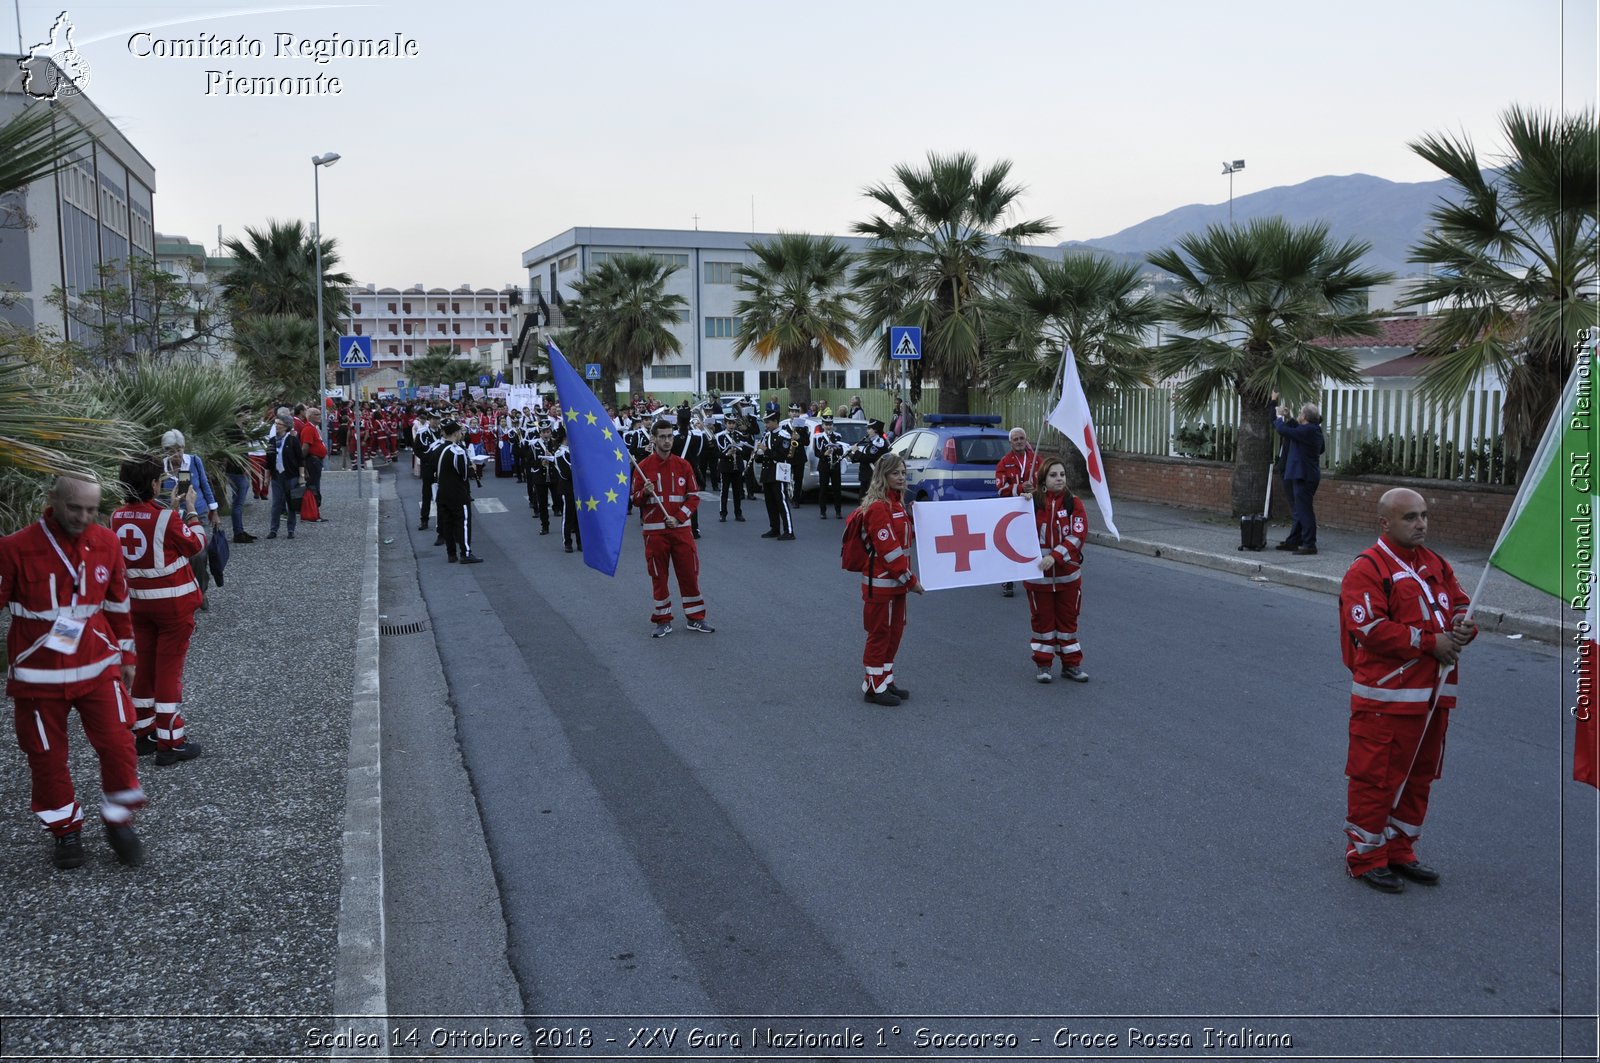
left=110, top=454, right=206, bottom=764
left=854, top=453, right=922, bottom=706
left=1025, top=456, right=1089, bottom=684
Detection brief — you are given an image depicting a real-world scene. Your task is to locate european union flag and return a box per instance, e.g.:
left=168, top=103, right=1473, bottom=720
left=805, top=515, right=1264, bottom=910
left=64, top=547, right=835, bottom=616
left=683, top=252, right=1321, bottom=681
left=546, top=342, right=629, bottom=576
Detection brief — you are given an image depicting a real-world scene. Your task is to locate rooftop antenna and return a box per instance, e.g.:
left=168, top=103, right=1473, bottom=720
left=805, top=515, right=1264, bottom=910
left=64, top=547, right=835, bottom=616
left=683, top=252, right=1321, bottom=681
left=751, top=196, right=755, bottom=234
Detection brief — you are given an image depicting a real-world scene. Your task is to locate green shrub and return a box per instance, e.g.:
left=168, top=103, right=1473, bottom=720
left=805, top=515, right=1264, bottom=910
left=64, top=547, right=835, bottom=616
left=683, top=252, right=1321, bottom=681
left=1172, top=422, right=1236, bottom=462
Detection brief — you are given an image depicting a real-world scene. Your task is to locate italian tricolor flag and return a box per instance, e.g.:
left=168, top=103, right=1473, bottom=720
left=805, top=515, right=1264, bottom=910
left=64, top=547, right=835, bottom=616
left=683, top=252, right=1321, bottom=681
left=1487, top=343, right=1599, bottom=788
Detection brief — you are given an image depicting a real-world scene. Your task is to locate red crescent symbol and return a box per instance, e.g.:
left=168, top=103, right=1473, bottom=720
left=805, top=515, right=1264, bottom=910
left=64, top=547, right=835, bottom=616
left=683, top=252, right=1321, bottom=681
left=1083, top=426, right=1103, bottom=483
left=994, top=510, right=1032, bottom=563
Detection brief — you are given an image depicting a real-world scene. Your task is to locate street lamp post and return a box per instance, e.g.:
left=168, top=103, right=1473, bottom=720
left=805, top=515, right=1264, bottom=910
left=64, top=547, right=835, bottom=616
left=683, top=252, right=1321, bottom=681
left=1221, top=159, right=1245, bottom=224
left=311, top=151, right=341, bottom=409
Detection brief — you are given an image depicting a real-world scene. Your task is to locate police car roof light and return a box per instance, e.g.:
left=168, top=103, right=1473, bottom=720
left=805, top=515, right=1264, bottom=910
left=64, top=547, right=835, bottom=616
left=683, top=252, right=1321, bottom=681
left=921, top=414, right=1003, bottom=427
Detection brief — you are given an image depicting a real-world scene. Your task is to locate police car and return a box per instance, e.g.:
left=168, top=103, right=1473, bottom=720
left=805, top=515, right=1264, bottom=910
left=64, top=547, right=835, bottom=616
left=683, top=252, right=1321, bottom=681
left=888, top=414, right=1012, bottom=502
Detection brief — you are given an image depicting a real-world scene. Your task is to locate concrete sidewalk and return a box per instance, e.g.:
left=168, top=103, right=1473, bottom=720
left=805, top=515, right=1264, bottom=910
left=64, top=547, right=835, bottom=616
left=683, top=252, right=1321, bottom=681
left=1082, top=495, right=1567, bottom=644
left=0, top=468, right=382, bottom=1056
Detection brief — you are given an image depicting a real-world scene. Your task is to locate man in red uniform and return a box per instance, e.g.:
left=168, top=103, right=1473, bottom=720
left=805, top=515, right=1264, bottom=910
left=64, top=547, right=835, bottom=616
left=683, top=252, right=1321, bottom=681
left=1025, top=456, right=1090, bottom=684
left=112, top=454, right=207, bottom=766
left=1338, top=487, right=1476, bottom=893
left=994, top=427, right=1039, bottom=598
left=856, top=453, right=922, bottom=706
left=0, top=475, right=145, bottom=868
left=631, top=419, right=714, bottom=639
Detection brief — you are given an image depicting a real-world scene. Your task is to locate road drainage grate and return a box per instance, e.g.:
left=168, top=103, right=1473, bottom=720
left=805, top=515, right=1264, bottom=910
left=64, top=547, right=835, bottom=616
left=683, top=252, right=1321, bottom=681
left=380, top=621, right=430, bottom=636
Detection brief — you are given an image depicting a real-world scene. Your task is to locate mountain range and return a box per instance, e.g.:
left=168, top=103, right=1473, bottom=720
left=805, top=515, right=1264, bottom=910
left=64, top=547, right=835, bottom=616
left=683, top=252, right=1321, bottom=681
left=1064, top=172, right=1457, bottom=277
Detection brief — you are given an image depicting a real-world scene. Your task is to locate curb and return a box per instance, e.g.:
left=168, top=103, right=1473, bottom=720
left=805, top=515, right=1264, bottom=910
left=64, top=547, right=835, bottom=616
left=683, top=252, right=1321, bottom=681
left=1089, top=530, right=1564, bottom=646
left=334, top=470, right=387, bottom=1037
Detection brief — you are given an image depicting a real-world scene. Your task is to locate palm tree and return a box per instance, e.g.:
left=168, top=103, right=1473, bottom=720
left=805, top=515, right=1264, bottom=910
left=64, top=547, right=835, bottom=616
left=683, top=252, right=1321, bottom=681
left=1401, top=106, right=1599, bottom=476
left=406, top=347, right=488, bottom=389
left=733, top=233, right=855, bottom=410
left=0, top=105, right=91, bottom=199
left=231, top=313, right=321, bottom=398
left=985, top=253, right=1162, bottom=399
left=1148, top=217, right=1391, bottom=515
left=569, top=254, right=686, bottom=401
left=222, top=219, right=352, bottom=328
left=851, top=151, right=1057, bottom=413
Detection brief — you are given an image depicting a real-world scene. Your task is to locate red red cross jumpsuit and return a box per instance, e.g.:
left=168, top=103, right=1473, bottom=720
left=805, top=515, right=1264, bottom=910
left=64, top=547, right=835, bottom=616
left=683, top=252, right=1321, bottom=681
left=1338, top=536, right=1475, bottom=876
left=631, top=453, right=706, bottom=625
left=995, top=447, right=1040, bottom=499
left=110, top=500, right=207, bottom=753
left=1025, top=491, right=1087, bottom=670
left=0, top=511, right=144, bottom=837
left=860, top=491, right=915, bottom=695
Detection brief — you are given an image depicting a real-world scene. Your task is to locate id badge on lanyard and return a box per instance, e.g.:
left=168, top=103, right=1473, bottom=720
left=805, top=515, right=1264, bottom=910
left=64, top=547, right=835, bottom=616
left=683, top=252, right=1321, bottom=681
left=38, top=519, right=88, bottom=653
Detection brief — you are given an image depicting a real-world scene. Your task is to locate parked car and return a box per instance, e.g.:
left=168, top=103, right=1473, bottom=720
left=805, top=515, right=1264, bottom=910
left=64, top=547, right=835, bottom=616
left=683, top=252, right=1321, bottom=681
left=888, top=414, right=1010, bottom=501
left=798, top=418, right=870, bottom=498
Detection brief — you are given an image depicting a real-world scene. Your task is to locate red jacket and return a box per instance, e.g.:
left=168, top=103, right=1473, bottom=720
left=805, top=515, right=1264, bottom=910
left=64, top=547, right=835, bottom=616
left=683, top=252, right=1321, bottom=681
left=995, top=448, right=1040, bottom=498
left=0, top=511, right=135, bottom=698
left=861, top=490, right=915, bottom=599
left=1340, top=537, right=1474, bottom=715
left=298, top=420, right=328, bottom=459
left=110, top=500, right=208, bottom=612
left=631, top=453, right=699, bottom=533
left=1025, top=491, right=1087, bottom=588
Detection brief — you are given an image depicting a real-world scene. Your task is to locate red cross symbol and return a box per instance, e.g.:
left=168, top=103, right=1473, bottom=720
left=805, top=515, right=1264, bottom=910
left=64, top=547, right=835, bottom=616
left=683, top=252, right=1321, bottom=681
left=1083, top=425, right=1103, bottom=483
left=934, top=514, right=987, bottom=572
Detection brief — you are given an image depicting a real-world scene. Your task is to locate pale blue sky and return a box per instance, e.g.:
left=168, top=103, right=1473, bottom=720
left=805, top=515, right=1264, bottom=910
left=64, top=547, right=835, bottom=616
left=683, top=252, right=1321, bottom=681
left=16, top=0, right=1597, bottom=288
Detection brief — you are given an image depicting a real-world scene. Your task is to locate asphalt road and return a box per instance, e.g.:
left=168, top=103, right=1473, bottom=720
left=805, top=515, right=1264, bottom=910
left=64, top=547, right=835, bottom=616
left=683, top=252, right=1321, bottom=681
left=397, top=467, right=1595, bottom=1061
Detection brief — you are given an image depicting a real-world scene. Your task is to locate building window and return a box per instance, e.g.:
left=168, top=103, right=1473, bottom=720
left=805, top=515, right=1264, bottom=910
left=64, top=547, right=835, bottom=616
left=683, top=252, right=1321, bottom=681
left=858, top=370, right=881, bottom=390
left=387, top=302, right=396, bottom=313
left=352, top=302, right=361, bottom=314
left=499, top=302, right=508, bottom=313
left=530, top=276, right=542, bottom=292
left=403, top=344, right=413, bottom=355
left=759, top=371, right=781, bottom=390
left=705, top=316, right=739, bottom=339
left=436, top=302, right=446, bottom=312
left=452, top=324, right=460, bottom=334
left=388, top=324, right=398, bottom=334
left=557, top=253, right=578, bottom=272
left=817, top=370, right=846, bottom=389
left=650, top=364, right=692, bottom=379
left=388, top=344, right=398, bottom=354
left=402, top=302, right=411, bottom=313
left=353, top=325, right=363, bottom=335
left=591, top=251, right=617, bottom=267
left=437, top=325, right=447, bottom=334
left=704, top=261, right=739, bottom=284
left=403, top=325, right=413, bottom=335
left=652, top=253, right=689, bottom=268
left=501, top=323, right=509, bottom=333
left=705, top=371, right=742, bottom=393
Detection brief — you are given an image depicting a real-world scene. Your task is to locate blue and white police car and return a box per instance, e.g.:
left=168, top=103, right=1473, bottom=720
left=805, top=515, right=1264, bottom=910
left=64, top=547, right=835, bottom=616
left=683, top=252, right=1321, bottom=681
left=888, top=414, right=1012, bottom=502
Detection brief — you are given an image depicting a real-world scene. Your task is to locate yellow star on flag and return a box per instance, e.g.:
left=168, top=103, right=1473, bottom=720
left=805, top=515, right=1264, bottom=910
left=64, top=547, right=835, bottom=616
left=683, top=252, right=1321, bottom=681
left=566, top=409, right=578, bottom=422
left=616, top=471, right=629, bottom=484
left=602, top=427, right=613, bottom=440
left=613, top=448, right=624, bottom=461
left=605, top=489, right=618, bottom=504
left=586, top=497, right=599, bottom=511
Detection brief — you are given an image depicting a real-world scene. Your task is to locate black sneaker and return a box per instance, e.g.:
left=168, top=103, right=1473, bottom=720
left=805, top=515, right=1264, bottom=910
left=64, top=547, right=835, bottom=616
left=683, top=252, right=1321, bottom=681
left=134, top=732, right=158, bottom=757
left=761, top=530, right=778, bottom=539
left=651, top=622, right=673, bottom=639
left=105, top=823, right=144, bottom=866
left=735, top=515, right=746, bottom=522
left=460, top=556, right=484, bottom=565
left=233, top=532, right=258, bottom=544
left=1062, top=666, right=1090, bottom=683
left=1001, top=582, right=1014, bottom=597
left=155, top=740, right=203, bottom=766
left=886, top=683, right=911, bottom=700
left=53, top=830, right=84, bottom=870
left=863, top=690, right=902, bottom=707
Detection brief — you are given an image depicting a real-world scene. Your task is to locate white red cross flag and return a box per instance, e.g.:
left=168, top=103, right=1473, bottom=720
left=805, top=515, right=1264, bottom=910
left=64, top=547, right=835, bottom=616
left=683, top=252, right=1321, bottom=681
left=1046, top=344, right=1120, bottom=539
left=912, top=497, right=1041, bottom=591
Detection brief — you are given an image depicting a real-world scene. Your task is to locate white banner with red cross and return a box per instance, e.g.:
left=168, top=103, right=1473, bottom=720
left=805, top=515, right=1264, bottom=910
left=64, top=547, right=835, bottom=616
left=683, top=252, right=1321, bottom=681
left=912, top=497, right=1042, bottom=591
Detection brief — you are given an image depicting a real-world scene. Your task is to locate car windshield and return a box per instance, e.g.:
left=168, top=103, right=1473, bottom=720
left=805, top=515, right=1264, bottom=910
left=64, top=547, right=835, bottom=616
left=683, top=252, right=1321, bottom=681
left=955, top=435, right=1010, bottom=465
left=833, top=422, right=869, bottom=444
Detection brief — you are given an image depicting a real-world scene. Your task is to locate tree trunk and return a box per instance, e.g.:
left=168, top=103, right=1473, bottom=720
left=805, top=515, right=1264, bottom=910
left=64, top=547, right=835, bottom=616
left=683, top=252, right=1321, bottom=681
left=1232, top=392, right=1275, bottom=516
left=939, top=378, right=971, bottom=415
left=629, top=365, right=644, bottom=404
left=786, top=370, right=812, bottom=412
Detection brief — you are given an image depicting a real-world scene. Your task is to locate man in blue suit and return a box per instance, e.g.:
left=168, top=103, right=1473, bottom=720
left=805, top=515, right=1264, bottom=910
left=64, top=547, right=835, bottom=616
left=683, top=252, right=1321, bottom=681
left=1274, top=402, right=1325, bottom=556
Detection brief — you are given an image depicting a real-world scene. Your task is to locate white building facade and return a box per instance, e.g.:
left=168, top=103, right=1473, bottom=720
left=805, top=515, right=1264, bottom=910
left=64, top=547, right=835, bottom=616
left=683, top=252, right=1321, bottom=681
left=344, top=283, right=519, bottom=369
left=521, top=227, right=901, bottom=397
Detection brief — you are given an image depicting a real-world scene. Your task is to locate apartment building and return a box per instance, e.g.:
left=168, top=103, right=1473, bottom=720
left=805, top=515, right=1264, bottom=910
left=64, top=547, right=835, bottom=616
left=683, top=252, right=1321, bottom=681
left=345, top=283, right=519, bottom=369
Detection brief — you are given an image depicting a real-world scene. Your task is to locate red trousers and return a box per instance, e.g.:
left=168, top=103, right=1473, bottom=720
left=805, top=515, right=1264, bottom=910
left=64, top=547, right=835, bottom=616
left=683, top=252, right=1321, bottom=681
left=644, top=530, right=704, bottom=623
left=862, top=593, right=908, bottom=694
left=131, top=605, right=197, bottom=750
left=247, top=454, right=270, bottom=499
left=12, top=682, right=145, bottom=836
left=1344, top=708, right=1448, bottom=875
left=1024, top=579, right=1082, bottom=667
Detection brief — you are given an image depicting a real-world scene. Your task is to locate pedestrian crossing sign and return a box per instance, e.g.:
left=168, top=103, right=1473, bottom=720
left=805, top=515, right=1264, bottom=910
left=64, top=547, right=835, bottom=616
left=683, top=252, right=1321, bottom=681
left=338, top=335, right=372, bottom=369
left=890, top=326, right=921, bottom=360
